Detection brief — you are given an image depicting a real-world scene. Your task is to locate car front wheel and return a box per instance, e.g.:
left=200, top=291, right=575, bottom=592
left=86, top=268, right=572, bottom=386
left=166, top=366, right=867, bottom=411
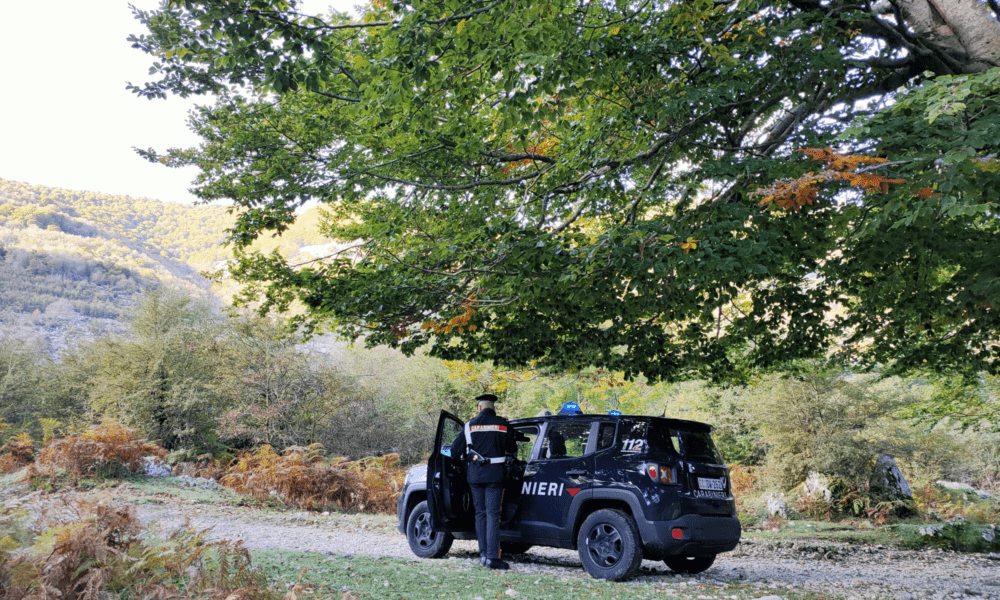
left=576, top=509, right=643, bottom=581
left=664, top=554, right=716, bottom=574
left=406, top=500, right=454, bottom=558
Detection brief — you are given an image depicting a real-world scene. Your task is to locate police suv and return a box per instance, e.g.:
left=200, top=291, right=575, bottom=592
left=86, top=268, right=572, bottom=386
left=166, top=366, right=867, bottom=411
left=396, top=410, right=741, bottom=581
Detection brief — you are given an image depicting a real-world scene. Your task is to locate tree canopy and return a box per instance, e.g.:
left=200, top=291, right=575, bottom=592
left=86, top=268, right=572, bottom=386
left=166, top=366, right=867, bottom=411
left=130, top=0, right=1000, bottom=381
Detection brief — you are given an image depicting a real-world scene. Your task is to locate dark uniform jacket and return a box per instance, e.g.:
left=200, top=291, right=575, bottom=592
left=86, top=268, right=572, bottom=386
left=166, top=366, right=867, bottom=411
left=450, top=408, right=516, bottom=484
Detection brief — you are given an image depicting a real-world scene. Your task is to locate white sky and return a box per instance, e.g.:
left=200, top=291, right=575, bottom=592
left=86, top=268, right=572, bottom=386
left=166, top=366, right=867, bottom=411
left=0, top=0, right=353, bottom=205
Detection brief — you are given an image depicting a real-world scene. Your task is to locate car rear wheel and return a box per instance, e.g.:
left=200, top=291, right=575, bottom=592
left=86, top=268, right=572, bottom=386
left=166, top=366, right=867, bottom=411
left=406, top=500, right=454, bottom=558
left=576, top=509, right=643, bottom=581
left=663, top=554, right=716, bottom=574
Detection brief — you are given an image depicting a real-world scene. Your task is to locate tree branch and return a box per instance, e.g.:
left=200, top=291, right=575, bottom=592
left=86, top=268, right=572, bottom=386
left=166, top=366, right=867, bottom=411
left=344, top=166, right=554, bottom=191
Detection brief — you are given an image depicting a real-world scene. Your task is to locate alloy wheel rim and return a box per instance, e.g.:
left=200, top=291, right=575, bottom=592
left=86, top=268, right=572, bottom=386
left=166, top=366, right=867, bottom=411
left=586, top=523, right=623, bottom=566
left=414, top=512, right=434, bottom=548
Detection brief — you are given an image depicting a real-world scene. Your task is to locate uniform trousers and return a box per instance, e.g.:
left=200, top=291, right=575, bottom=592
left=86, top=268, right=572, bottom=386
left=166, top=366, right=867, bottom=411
left=469, top=482, right=504, bottom=560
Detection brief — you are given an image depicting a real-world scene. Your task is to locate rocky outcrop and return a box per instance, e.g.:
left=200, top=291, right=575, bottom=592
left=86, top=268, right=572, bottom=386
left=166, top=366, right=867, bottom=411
left=870, top=454, right=912, bottom=500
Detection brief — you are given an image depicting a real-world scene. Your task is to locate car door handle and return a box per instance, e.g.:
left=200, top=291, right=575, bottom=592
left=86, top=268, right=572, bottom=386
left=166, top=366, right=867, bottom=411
left=523, top=467, right=538, bottom=477
left=566, top=469, right=588, bottom=477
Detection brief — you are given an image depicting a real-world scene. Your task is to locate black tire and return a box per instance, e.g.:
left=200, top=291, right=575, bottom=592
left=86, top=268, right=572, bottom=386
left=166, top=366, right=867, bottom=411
left=500, top=542, right=533, bottom=555
left=406, top=501, right=454, bottom=558
left=663, top=554, right=716, bottom=574
left=576, top=509, right=643, bottom=581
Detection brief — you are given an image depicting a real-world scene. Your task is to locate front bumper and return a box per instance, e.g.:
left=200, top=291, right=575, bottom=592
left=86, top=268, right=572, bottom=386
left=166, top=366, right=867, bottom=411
left=396, top=492, right=408, bottom=534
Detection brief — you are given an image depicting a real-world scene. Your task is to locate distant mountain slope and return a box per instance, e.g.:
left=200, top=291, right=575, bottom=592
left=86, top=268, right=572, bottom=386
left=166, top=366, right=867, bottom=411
left=0, top=178, right=235, bottom=268
left=0, top=178, right=338, bottom=357
left=0, top=179, right=232, bottom=354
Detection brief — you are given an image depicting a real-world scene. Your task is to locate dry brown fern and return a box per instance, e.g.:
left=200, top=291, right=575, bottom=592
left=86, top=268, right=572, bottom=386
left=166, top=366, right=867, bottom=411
left=0, top=433, right=35, bottom=474
left=0, top=497, right=279, bottom=600
left=27, top=422, right=167, bottom=485
left=220, top=446, right=406, bottom=513
left=729, top=464, right=762, bottom=515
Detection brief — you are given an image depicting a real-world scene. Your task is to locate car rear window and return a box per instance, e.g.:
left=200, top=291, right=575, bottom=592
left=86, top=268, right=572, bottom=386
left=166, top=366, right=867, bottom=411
left=675, top=429, right=723, bottom=464
left=620, top=419, right=723, bottom=464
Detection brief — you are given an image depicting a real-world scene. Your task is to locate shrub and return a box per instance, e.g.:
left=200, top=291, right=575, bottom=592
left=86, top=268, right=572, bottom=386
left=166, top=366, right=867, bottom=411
left=26, top=422, right=167, bottom=487
left=167, top=448, right=229, bottom=479
left=919, top=517, right=1000, bottom=553
left=220, top=444, right=405, bottom=513
left=913, top=481, right=1000, bottom=524
left=0, top=498, right=278, bottom=600
left=0, top=433, right=34, bottom=474
left=340, top=453, right=406, bottom=514
left=749, top=371, right=924, bottom=492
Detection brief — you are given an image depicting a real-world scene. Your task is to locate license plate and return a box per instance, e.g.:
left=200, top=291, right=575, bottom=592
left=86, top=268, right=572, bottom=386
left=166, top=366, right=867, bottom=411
left=697, top=477, right=725, bottom=491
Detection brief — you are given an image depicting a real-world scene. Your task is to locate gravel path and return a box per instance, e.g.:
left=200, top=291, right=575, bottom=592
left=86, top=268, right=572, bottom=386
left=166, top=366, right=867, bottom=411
left=134, top=503, right=1000, bottom=600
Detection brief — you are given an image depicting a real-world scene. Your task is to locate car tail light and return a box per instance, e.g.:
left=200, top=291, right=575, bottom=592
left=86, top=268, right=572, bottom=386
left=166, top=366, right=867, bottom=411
left=644, top=463, right=676, bottom=484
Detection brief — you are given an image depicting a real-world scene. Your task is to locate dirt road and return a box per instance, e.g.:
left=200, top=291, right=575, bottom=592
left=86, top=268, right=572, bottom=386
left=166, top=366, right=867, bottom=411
left=134, top=501, right=1000, bottom=600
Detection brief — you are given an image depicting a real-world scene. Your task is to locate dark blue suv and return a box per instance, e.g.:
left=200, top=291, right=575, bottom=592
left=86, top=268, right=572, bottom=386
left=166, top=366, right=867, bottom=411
left=396, top=411, right=741, bottom=580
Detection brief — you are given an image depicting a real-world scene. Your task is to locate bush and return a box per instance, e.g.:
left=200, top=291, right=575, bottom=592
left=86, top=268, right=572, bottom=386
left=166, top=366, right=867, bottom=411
left=912, top=481, right=1000, bottom=524
left=749, top=371, right=920, bottom=491
left=919, top=517, right=1000, bottom=553
left=0, top=498, right=278, bottom=600
left=26, top=422, right=167, bottom=487
left=0, top=434, right=34, bottom=474
left=220, top=444, right=405, bottom=513
left=340, top=453, right=407, bottom=514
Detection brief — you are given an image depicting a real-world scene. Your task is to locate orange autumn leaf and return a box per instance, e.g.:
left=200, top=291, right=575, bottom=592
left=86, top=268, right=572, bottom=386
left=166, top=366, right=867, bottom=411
left=756, top=149, right=908, bottom=211
left=678, top=237, right=701, bottom=253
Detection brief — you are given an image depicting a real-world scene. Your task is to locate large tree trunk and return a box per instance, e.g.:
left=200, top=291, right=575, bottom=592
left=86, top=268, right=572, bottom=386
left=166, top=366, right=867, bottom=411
left=897, top=0, right=1000, bottom=71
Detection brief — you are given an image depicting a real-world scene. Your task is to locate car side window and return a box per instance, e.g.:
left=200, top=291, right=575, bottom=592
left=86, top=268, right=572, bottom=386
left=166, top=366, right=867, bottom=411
left=514, top=425, right=539, bottom=462
left=541, top=422, right=591, bottom=459
left=619, top=419, right=649, bottom=454
left=596, top=422, right=616, bottom=451
left=440, top=418, right=464, bottom=457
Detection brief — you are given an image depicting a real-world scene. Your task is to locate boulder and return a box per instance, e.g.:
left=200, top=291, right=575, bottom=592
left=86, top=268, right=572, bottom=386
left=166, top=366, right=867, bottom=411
left=870, top=454, right=912, bottom=499
left=804, top=471, right=833, bottom=503
left=141, top=456, right=172, bottom=478
left=936, top=480, right=992, bottom=500
left=765, top=492, right=787, bottom=518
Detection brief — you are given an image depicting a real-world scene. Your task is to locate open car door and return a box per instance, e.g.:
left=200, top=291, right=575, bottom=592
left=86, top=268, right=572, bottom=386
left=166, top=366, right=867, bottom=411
left=427, top=410, right=475, bottom=534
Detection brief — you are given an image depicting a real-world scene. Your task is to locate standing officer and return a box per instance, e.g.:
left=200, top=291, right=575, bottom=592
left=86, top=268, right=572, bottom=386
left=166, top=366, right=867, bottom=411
left=449, top=393, right=516, bottom=570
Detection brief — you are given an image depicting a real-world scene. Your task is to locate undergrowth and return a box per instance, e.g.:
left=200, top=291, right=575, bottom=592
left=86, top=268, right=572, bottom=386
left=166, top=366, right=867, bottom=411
left=220, top=444, right=405, bottom=513
left=919, top=517, right=1000, bottom=553
left=0, top=498, right=279, bottom=600
left=0, top=434, right=35, bottom=474
left=912, top=480, right=1000, bottom=524
left=26, top=422, right=166, bottom=490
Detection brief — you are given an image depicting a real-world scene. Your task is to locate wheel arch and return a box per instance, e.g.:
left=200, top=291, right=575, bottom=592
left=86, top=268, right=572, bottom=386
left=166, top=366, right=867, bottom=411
left=569, top=490, right=644, bottom=549
left=402, top=487, right=427, bottom=524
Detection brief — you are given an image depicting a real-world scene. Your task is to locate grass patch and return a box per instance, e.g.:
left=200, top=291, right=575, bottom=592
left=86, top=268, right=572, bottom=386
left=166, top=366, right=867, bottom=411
left=250, top=549, right=843, bottom=600
left=115, top=476, right=236, bottom=504
left=743, top=519, right=928, bottom=547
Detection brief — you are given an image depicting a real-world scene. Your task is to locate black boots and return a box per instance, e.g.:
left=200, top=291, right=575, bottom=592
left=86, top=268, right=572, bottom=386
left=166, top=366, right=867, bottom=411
left=484, top=559, right=510, bottom=570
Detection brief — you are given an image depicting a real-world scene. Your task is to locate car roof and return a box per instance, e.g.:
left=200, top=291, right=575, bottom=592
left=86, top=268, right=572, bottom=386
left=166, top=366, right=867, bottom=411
left=509, top=413, right=713, bottom=432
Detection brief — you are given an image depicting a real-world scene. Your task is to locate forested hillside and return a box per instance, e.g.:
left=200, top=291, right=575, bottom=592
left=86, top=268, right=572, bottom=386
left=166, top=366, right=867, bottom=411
left=0, top=178, right=334, bottom=356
